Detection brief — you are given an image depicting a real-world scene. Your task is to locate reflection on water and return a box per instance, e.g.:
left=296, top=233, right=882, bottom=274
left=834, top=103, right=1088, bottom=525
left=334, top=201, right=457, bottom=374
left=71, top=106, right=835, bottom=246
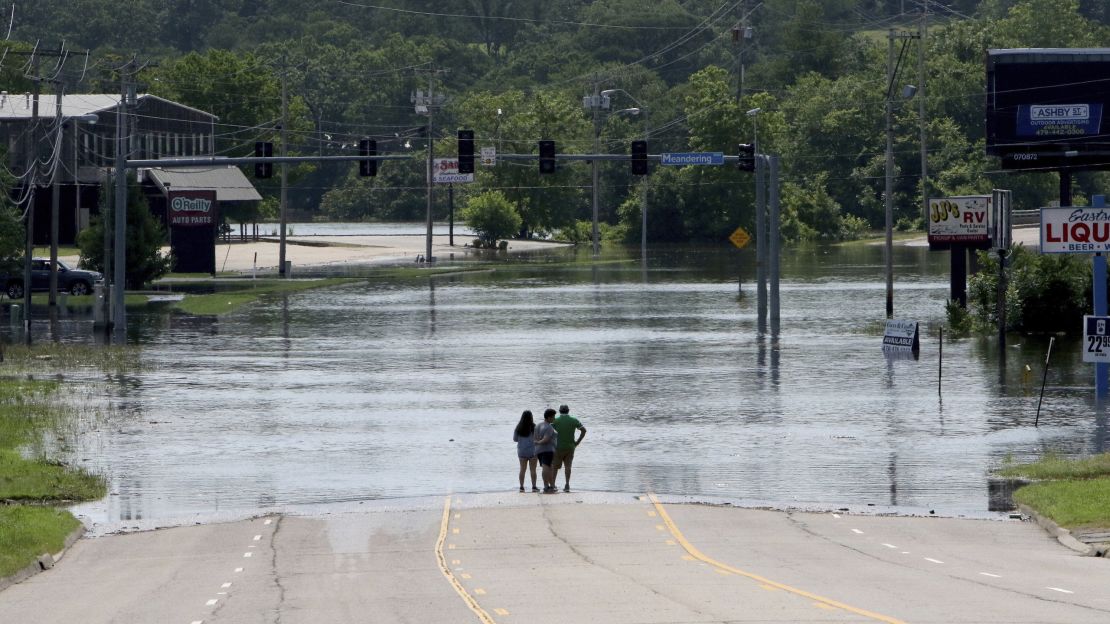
left=57, top=243, right=1110, bottom=526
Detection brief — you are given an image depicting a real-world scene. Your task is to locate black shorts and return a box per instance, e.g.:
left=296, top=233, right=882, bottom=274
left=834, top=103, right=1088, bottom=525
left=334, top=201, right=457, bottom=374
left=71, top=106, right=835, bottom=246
left=537, top=451, right=554, bottom=466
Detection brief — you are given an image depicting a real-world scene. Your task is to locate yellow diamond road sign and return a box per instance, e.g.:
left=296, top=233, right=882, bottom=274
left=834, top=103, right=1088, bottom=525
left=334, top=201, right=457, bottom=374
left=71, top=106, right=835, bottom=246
left=729, top=227, right=751, bottom=249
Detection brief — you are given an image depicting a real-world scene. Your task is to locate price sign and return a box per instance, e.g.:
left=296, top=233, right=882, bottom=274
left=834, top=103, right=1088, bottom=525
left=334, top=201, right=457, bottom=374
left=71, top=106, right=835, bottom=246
left=1083, top=315, right=1110, bottom=363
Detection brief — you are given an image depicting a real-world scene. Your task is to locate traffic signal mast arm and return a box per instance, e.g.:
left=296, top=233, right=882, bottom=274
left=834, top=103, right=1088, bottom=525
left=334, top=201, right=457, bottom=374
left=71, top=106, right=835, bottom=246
left=125, top=148, right=756, bottom=169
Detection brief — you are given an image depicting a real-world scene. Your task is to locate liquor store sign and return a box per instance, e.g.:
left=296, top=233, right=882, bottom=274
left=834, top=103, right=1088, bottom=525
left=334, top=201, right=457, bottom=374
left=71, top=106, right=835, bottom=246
left=168, top=190, right=217, bottom=227
left=1041, top=206, right=1110, bottom=253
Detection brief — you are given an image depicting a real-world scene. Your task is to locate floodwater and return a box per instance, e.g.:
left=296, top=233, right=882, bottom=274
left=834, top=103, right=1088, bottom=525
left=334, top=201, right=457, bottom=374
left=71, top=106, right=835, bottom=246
left=42, top=237, right=1110, bottom=528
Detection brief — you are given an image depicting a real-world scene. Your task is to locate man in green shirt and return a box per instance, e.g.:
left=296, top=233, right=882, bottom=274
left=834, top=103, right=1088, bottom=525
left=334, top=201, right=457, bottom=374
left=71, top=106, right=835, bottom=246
left=552, top=404, right=586, bottom=492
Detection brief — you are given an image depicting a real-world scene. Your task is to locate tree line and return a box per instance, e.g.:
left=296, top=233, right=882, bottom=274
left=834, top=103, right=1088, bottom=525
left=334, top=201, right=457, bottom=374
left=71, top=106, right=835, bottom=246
left=3, top=0, right=1109, bottom=248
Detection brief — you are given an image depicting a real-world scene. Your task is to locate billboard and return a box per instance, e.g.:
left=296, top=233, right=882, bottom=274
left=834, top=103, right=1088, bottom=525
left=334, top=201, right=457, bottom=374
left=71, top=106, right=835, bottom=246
left=985, top=49, right=1110, bottom=171
left=927, top=195, right=991, bottom=249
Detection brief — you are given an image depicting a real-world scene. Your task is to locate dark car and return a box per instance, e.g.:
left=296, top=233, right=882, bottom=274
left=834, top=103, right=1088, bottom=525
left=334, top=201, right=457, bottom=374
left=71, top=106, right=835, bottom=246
left=5, top=258, right=103, bottom=298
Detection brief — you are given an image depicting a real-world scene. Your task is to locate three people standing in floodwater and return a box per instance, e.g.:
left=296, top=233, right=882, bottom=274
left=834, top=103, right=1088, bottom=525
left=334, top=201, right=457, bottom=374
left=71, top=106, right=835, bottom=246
left=514, top=405, right=586, bottom=493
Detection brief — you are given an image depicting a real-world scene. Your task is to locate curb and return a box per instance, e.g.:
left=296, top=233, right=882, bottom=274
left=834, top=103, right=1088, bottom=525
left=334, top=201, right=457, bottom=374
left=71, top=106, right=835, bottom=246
left=0, top=523, right=85, bottom=593
left=1017, top=504, right=1107, bottom=557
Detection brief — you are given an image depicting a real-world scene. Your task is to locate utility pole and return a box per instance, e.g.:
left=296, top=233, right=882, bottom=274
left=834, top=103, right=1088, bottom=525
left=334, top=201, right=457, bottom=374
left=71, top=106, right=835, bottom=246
left=49, top=82, right=63, bottom=307
left=22, top=56, right=41, bottom=340
left=885, top=28, right=920, bottom=319
left=885, top=29, right=895, bottom=319
left=279, top=57, right=289, bottom=277
left=426, top=71, right=434, bottom=263
left=112, top=60, right=135, bottom=332
left=586, top=76, right=604, bottom=258
left=918, top=1, right=929, bottom=234
left=413, top=68, right=446, bottom=264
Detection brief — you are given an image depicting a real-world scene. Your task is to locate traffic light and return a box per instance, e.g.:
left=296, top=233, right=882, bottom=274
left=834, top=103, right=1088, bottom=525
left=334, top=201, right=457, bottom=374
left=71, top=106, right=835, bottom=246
left=359, top=138, right=377, bottom=177
left=457, top=129, right=474, bottom=174
left=254, top=141, right=273, bottom=178
left=538, top=139, right=556, bottom=174
left=630, top=140, right=648, bottom=175
left=737, top=143, right=755, bottom=172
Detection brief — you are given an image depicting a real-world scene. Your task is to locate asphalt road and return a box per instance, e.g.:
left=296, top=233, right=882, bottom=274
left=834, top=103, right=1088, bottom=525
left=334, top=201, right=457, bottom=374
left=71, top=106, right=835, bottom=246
left=1, top=492, right=1107, bottom=623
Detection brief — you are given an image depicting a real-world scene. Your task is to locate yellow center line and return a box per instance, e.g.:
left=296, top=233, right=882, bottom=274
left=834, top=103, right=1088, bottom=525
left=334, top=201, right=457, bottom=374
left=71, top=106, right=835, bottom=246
left=647, top=493, right=907, bottom=624
left=435, top=496, right=497, bottom=624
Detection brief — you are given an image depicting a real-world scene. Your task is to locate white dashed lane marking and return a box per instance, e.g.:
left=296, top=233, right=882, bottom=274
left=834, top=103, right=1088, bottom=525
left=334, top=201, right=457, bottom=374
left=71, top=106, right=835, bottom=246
left=234, top=567, right=243, bottom=573
left=881, top=543, right=897, bottom=549
left=243, top=552, right=252, bottom=558
left=221, top=582, right=232, bottom=588
left=924, top=558, right=944, bottom=564
left=253, top=535, right=261, bottom=541
left=979, top=572, right=1001, bottom=578
left=1047, top=587, right=1074, bottom=594
left=206, top=599, right=218, bottom=606
left=851, top=529, right=864, bottom=534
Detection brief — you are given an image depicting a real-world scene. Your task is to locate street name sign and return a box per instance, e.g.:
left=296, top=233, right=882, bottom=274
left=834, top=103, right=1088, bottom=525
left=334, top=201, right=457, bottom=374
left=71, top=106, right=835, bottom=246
left=1083, top=315, right=1110, bottom=363
left=660, top=152, right=724, bottom=166
left=728, top=226, right=751, bottom=249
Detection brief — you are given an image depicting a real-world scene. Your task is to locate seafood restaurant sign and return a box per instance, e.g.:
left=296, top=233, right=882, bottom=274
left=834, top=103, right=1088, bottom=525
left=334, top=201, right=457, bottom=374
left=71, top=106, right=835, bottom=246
left=1041, top=206, right=1110, bottom=254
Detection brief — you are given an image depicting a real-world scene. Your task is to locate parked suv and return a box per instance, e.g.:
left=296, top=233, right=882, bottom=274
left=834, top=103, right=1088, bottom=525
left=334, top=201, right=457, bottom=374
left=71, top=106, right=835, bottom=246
left=5, top=258, right=103, bottom=298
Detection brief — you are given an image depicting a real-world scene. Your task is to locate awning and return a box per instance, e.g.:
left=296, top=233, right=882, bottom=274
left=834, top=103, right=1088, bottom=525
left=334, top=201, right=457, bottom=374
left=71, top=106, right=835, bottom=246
left=145, top=165, right=263, bottom=202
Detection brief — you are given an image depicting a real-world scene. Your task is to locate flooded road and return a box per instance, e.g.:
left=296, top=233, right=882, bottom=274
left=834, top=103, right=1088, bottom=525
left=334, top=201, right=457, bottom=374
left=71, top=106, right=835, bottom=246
left=60, top=242, right=1109, bottom=527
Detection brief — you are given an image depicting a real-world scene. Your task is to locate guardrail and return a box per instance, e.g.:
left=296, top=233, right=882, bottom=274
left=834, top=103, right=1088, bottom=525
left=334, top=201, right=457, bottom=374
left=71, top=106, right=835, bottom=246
left=1013, top=209, right=1040, bottom=227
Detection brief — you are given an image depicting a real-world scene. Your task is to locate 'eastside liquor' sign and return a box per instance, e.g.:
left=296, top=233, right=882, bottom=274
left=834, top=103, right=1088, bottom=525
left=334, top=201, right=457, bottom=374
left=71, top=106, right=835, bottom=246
left=1040, top=206, right=1110, bottom=253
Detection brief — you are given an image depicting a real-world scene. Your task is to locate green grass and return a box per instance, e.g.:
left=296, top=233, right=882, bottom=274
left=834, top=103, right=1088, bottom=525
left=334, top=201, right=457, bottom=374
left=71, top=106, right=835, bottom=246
left=0, top=358, right=108, bottom=580
left=997, top=452, right=1110, bottom=530
left=0, top=344, right=142, bottom=374
left=0, top=506, right=81, bottom=577
left=0, top=450, right=105, bottom=501
left=171, top=277, right=354, bottom=315
left=997, top=452, right=1110, bottom=480
left=1013, top=479, right=1110, bottom=530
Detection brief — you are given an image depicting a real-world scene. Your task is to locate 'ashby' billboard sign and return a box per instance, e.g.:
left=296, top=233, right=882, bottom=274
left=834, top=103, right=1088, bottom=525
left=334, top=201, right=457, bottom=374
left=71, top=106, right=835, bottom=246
left=1041, top=206, right=1110, bottom=253
left=168, top=190, right=217, bottom=227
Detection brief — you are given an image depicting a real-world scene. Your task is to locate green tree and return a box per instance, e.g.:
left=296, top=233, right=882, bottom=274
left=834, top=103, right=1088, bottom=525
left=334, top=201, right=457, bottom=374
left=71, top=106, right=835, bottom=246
left=461, top=191, right=522, bottom=246
left=968, top=246, right=1091, bottom=334
left=77, top=176, right=173, bottom=289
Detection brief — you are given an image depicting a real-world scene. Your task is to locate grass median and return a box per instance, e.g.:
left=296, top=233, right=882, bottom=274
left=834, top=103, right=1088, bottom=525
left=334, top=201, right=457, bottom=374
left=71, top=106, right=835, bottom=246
left=0, top=360, right=109, bottom=579
left=997, top=453, right=1110, bottom=530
